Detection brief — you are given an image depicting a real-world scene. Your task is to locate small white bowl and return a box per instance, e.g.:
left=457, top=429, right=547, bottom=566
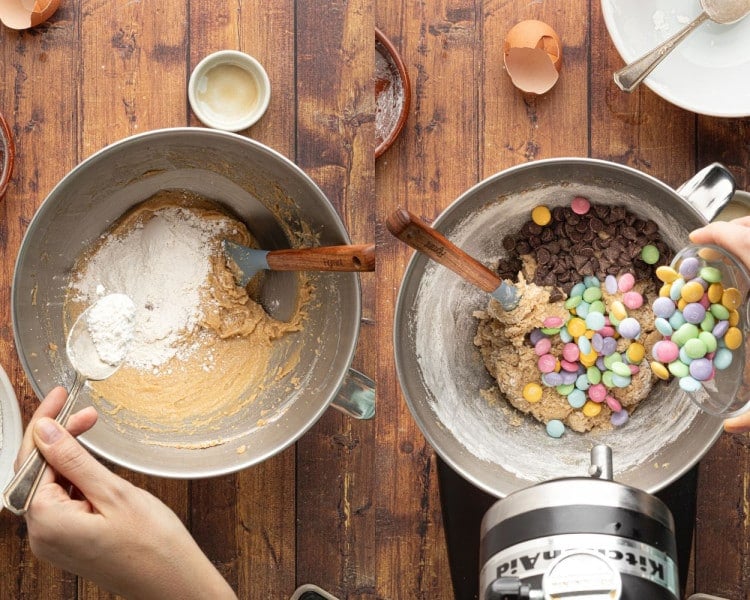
left=188, top=50, right=271, bottom=132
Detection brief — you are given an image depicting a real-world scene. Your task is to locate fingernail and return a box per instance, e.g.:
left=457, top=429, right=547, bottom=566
left=35, top=418, right=62, bottom=444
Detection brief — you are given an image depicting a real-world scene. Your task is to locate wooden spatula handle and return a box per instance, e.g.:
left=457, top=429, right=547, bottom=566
left=266, top=244, right=375, bottom=272
left=386, top=208, right=501, bottom=293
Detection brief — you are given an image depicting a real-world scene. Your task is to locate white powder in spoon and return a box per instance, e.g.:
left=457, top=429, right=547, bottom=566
left=86, top=293, right=136, bottom=367
left=70, top=205, right=230, bottom=371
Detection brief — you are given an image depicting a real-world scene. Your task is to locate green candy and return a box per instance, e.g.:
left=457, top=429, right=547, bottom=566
left=565, top=295, right=583, bottom=310
left=710, top=304, right=730, bottom=320
left=700, top=266, right=723, bottom=283
left=684, top=337, right=707, bottom=359
left=672, top=323, right=700, bottom=346
left=582, top=287, right=602, bottom=303
left=556, top=384, right=575, bottom=396
left=589, top=300, right=606, bottom=314
left=698, top=331, right=718, bottom=353
left=641, top=244, right=660, bottom=265
left=603, top=352, right=623, bottom=370
left=668, top=360, right=690, bottom=378
left=602, top=370, right=615, bottom=388
left=586, top=366, right=602, bottom=385
left=700, top=312, right=716, bottom=332
left=610, top=361, right=632, bottom=377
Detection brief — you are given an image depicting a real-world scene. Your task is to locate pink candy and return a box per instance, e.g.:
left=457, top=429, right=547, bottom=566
left=605, top=396, right=622, bottom=412
left=571, top=196, right=591, bottom=215
left=561, top=359, right=579, bottom=372
left=588, top=383, right=607, bottom=403
left=622, top=291, right=644, bottom=310
left=543, top=316, right=564, bottom=328
left=618, top=273, right=635, bottom=293
left=534, top=338, right=552, bottom=355
left=562, top=343, right=579, bottom=362
left=653, top=340, right=679, bottom=363
left=538, top=354, right=557, bottom=373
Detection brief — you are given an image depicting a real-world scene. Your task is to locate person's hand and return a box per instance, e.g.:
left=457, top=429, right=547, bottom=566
left=13, top=387, right=237, bottom=600
left=690, top=219, right=750, bottom=434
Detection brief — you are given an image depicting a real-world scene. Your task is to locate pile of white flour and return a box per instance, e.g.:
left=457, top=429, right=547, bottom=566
left=70, top=206, right=231, bottom=371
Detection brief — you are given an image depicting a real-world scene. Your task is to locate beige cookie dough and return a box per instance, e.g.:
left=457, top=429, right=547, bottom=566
left=65, top=191, right=311, bottom=442
left=474, top=272, right=661, bottom=433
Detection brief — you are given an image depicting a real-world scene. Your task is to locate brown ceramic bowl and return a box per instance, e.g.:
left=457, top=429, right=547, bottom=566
left=375, top=28, right=410, bottom=158
left=0, top=111, right=14, bottom=200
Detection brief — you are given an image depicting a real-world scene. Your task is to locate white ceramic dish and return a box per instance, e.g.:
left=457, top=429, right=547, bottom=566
left=601, top=0, right=750, bottom=117
left=188, top=50, right=271, bottom=132
left=0, top=364, right=22, bottom=509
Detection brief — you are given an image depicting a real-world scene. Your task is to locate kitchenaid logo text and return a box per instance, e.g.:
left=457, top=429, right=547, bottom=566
left=484, top=533, right=678, bottom=596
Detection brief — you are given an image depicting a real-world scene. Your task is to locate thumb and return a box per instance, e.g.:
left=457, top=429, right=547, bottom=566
left=33, top=417, right=118, bottom=504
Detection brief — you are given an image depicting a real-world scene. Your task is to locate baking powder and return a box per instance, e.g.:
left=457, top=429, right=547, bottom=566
left=86, top=293, right=136, bottom=366
left=71, top=206, right=231, bottom=370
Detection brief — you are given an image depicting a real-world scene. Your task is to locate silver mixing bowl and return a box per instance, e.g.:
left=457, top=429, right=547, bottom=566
left=13, top=128, right=362, bottom=478
left=393, top=158, right=735, bottom=497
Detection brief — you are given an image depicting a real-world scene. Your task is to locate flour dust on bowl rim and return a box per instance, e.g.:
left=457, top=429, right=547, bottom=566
left=13, top=127, right=363, bottom=478
left=393, top=158, right=732, bottom=498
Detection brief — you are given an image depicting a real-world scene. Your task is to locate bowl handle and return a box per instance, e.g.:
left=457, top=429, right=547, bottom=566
left=677, top=163, right=736, bottom=222
left=331, top=368, right=375, bottom=419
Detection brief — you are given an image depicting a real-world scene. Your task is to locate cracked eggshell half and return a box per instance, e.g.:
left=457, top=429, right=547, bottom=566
left=0, top=0, right=60, bottom=30
left=503, top=20, right=562, bottom=96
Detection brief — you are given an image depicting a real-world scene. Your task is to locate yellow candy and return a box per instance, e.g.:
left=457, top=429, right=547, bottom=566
left=659, top=283, right=671, bottom=297
left=655, top=266, right=679, bottom=283
left=722, top=287, right=742, bottom=311
left=567, top=317, right=587, bottom=338
left=729, top=310, right=740, bottom=327
left=579, top=349, right=598, bottom=367
left=724, top=326, right=743, bottom=350
left=626, top=342, right=645, bottom=363
left=582, top=400, right=602, bottom=417
left=681, top=281, right=705, bottom=303
left=707, top=283, right=724, bottom=304
left=531, top=205, right=552, bottom=226
left=650, top=361, right=670, bottom=380
left=677, top=298, right=687, bottom=311
left=523, top=382, right=543, bottom=403
left=610, top=301, right=628, bottom=322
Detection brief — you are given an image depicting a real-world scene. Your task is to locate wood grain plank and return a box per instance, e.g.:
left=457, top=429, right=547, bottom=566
left=295, top=0, right=376, bottom=596
left=375, top=0, right=477, bottom=598
left=186, top=1, right=297, bottom=597
left=0, top=3, right=81, bottom=598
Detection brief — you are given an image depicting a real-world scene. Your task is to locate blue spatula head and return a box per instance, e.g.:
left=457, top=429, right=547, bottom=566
left=491, top=280, right=521, bottom=311
left=222, top=239, right=270, bottom=286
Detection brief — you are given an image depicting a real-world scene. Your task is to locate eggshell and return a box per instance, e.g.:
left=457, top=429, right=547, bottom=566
left=503, top=19, right=562, bottom=96
left=0, top=0, right=60, bottom=30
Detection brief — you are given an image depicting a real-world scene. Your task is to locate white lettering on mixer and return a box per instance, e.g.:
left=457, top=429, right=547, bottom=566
left=482, top=533, right=679, bottom=597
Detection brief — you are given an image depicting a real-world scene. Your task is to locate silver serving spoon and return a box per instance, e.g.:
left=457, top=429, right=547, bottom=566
left=2, top=294, right=134, bottom=515
left=614, top=0, right=750, bottom=93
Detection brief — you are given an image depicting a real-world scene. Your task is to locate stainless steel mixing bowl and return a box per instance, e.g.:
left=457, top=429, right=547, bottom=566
left=393, top=158, right=735, bottom=498
left=13, top=128, right=362, bottom=478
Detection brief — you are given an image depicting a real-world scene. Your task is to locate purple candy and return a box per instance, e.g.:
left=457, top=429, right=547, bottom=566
left=596, top=357, right=607, bottom=371
left=605, top=275, right=618, bottom=294
left=679, top=256, right=700, bottom=279
left=591, top=332, right=604, bottom=352
left=682, top=302, right=706, bottom=324
left=601, top=337, right=618, bottom=356
left=561, top=371, right=578, bottom=385
left=610, top=409, right=629, bottom=427
left=617, top=317, right=641, bottom=339
left=694, top=277, right=708, bottom=290
left=542, top=372, right=564, bottom=387
left=713, top=320, right=729, bottom=338
left=689, top=358, right=714, bottom=381
left=652, top=296, right=676, bottom=319
left=529, top=328, right=546, bottom=345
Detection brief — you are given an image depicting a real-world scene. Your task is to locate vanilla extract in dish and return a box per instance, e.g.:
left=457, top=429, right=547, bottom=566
left=195, top=63, right=260, bottom=127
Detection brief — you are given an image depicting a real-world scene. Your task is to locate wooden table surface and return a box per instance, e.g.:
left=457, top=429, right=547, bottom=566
left=1, top=1, right=749, bottom=599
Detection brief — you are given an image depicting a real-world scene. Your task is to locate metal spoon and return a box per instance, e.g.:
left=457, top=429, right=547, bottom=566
left=614, top=0, right=750, bottom=93
left=2, top=295, right=132, bottom=515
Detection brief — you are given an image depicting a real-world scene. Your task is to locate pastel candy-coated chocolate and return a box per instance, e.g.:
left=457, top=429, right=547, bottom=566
left=652, top=296, right=676, bottom=318
left=682, top=302, right=706, bottom=324
left=610, top=409, right=629, bottom=427
left=617, top=317, right=641, bottom=339
left=678, top=256, right=700, bottom=279
left=618, top=273, right=635, bottom=292
left=689, top=358, right=713, bottom=381
left=546, top=419, right=565, bottom=438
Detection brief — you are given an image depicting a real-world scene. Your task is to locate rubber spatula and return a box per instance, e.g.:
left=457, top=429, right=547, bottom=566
left=223, top=240, right=376, bottom=286
left=386, top=208, right=520, bottom=310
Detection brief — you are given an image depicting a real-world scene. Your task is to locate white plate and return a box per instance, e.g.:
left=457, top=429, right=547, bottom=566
left=0, top=364, right=22, bottom=509
left=601, top=0, right=750, bottom=117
